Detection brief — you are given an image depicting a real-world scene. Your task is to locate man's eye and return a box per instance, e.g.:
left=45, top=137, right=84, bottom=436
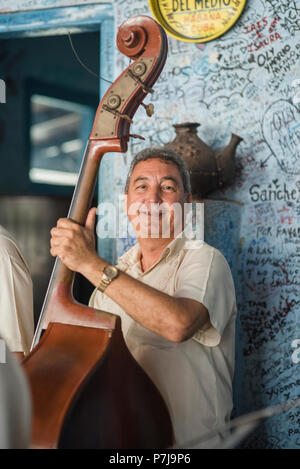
left=136, top=185, right=147, bottom=190
left=162, top=185, right=175, bottom=191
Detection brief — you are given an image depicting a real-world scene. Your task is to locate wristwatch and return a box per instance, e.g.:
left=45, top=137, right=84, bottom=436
left=97, top=264, right=119, bottom=293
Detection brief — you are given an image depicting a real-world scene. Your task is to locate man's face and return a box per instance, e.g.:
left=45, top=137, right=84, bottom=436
left=125, top=158, right=191, bottom=239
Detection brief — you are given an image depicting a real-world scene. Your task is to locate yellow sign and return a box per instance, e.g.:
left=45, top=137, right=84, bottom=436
left=149, top=0, right=247, bottom=43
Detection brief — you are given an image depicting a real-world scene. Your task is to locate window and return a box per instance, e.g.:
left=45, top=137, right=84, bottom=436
left=29, top=94, right=94, bottom=186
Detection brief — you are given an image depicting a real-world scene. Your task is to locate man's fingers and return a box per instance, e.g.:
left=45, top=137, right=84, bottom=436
left=57, top=218, right=70, bottom=228
left=85, top=207, right=97, bottom=231
left=51, top=226, right=76, bottom=239
left=51, top=227, right=64, bottom=237
left=50, top=242, right=71, bottom=256
left=50, top=245, right=58, bottom=257
left=57, top=217, right=80, bottom=229
left=50, top=236, right=68, bottom=247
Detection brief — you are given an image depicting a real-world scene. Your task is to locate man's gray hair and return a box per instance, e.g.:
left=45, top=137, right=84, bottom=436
left=124, top=147, right=191, bottom=194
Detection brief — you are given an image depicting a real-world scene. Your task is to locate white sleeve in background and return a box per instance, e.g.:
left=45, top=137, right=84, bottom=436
left=0, top=230, right=34, bottom=354
left=0, top=340, right=31, bottom=449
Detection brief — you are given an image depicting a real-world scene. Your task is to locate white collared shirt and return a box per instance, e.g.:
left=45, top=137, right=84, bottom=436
left=89, top=235, right=237, bottom=447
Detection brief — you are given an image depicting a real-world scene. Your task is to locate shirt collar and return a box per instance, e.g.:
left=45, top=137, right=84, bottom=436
left=117, top=232, right=193, bottom=275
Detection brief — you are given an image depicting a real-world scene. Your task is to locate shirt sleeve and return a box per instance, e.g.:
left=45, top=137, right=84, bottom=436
left=0, top=253, right=34, bottom=354
left=173, top=245, right=236, bottom=347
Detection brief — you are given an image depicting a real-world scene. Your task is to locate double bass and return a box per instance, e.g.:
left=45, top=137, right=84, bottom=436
left=22, top=15, right=173, bottom=449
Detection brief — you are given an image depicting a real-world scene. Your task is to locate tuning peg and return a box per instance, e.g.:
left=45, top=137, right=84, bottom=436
left=141, top=102, right=154, bottom=117
left=102, top=104, right=133, bottom=123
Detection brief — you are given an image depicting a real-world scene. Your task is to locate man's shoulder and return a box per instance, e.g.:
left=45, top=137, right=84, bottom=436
left=181, top=239, right=223, bottom=259
left=180, top=239, right=232, bottom=272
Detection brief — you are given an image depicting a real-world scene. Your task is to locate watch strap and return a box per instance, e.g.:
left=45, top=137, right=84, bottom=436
left=97, top=265, right=119, bottom=293
left=97, top=273, right=111, bottom=293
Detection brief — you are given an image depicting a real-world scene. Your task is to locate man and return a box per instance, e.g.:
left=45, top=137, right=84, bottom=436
left=50, top=147, right=237, bottom=447
left=0, top=226, right=34, bottom=358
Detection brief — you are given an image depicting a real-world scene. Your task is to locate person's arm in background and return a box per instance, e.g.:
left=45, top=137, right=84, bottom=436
left=0, top=239, right=34, bottom=356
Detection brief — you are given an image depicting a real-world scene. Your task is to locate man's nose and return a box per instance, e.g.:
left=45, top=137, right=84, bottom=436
left=146, top=185, right=162, bottom=204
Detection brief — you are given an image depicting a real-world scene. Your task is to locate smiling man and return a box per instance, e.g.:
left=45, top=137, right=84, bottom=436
left=50, top=147, right=237, bottom=447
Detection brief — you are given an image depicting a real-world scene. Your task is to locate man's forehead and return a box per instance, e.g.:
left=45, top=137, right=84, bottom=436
left=131, top=158, right=180, bottom=176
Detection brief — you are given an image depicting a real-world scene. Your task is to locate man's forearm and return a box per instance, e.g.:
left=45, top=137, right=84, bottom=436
left=80, top=255, right=208, bottom=342
left=49, top=214, right=208, bottom=342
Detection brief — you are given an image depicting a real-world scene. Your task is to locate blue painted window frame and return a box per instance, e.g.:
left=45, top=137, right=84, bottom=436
left=0, top=4, right=114, bottom=116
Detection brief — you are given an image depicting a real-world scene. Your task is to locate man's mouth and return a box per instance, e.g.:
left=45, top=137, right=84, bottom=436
left=139, top=209, right=169, bottom=215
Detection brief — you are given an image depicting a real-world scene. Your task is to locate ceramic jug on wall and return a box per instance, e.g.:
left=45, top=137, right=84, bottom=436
left=165, top=122, right=243, bottom=198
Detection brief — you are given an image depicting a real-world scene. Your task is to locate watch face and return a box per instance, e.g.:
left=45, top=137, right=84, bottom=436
left=104, top=265, right=118, bottom=279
